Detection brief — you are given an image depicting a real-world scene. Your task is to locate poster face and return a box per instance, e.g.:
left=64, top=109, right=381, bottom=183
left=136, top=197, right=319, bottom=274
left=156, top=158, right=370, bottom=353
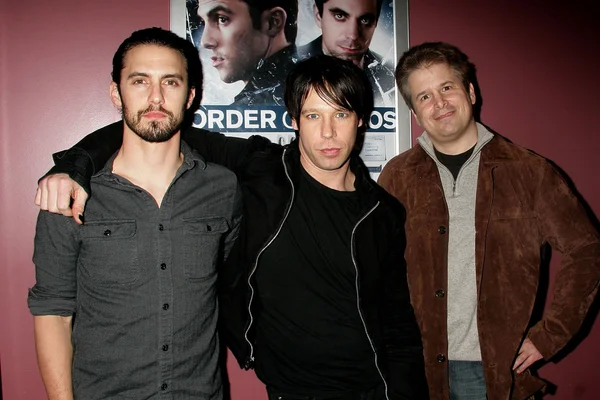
left=171, top=0, right=410, bottom=175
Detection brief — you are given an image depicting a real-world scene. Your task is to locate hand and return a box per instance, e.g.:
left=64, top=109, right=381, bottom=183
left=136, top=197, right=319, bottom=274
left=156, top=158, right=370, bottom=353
left=513, top=338, right=543, bottom=373
left=35, top=173, right=88, bottom=225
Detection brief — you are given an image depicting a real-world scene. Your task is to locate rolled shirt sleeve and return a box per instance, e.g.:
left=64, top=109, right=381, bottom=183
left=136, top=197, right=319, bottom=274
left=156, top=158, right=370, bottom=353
left=28, top=210, right=79, bottom=317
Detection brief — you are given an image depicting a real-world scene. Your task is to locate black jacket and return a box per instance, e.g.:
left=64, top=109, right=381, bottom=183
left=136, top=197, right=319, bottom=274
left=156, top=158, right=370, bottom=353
left=48, top=122, right=429, bottom=399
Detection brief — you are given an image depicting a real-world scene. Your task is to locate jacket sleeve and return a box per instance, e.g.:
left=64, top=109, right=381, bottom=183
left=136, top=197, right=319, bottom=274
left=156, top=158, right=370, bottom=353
left=45, top=120, right=275, bottom=194
left=382, top=202, right=430, bottom=399
left=527, top=161, right=600, bottom=359
left=45, top=121, right=124, bottom=194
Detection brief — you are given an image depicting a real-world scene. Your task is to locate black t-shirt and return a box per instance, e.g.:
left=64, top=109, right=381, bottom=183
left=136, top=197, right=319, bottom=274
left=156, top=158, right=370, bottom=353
left=253, top=167, right=381, bottom=395
left=434, top=145, right=476, bottom=180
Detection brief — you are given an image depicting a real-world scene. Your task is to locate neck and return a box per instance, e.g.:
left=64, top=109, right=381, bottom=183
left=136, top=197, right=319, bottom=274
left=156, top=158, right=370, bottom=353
left=300, top=156, right=356, bottom=192
left=112, top=128, right=184, bottom=207
left=264, top=36, right=289, bottom=60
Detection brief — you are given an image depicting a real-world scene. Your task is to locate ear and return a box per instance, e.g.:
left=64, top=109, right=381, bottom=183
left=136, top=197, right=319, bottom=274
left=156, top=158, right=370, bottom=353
left=411, top=109, right=423, bottom=127
left=110, top=82, right=122, bottom=110
left=291, top=118, right=299, bottom=130
left=357, top=118, right=364, bottom=128
left=261, top=7, right=286, bottom=38
left=313, top=4, right=322, bottom=29
left=468, top=83, right=476, bottom=105
left=186, top=87, right=196, bottom=109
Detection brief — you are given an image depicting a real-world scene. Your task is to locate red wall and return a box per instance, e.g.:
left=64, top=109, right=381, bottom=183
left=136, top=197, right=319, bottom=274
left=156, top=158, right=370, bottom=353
left=0, top=1, right=597, bottom=399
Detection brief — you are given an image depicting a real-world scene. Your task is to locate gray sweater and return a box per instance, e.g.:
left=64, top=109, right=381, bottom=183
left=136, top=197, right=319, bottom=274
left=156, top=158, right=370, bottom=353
left=417, top=123, right=494, bottom=361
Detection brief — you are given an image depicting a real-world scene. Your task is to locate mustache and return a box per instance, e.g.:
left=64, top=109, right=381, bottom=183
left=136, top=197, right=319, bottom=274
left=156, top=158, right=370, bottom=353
left=138, top=105, right=174, bottom=119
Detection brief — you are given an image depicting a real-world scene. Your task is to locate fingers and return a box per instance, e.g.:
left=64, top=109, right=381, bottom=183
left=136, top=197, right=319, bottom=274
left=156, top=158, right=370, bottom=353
left=71, top=187, right=89, bottom=225
left=35, top=173, right=76, bottom=216
left=34, top=187, right=42, bottom=206
left=513, top=339, right=543, bottom=373
left=514, top=354, right=536, bottom=374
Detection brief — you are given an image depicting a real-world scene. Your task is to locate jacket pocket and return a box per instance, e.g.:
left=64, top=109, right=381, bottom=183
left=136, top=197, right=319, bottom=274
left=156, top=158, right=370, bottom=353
left=80, top=220, right=139, bottom=286
left=183, top=217, right=229, bottom=280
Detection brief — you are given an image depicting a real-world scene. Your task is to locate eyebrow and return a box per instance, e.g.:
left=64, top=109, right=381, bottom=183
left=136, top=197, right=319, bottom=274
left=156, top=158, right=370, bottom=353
left=126, top=72, right=185, bottom=81
left=414, top=80, right=456, bottom=99
left=328, top=6, right=377, bottom=21
left=203, top=5, right=233, bottom=20
left=327, top=7, right=350, bottom=18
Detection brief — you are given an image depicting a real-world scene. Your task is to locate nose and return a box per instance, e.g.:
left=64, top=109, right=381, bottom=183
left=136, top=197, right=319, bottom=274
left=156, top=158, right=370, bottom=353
left=149, top=83, right=165, bottom=105
left=200, top=24, right=216, bottom=49
left=345, top=21, right=360, bottom=41
left=321, top=116, right=336, bottom=139
left=432, top=92, right=447, bottom=109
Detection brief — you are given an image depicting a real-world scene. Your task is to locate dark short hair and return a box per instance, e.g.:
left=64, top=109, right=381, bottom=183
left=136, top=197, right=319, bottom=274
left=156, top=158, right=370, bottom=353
left=112, top=27, right=203, bottom=112
left=314, top=0, right=384, bottom=18
left=244, top=0, right=298, bottom=44
left=284, top=55, right=373, bottom=136
left=395, top=41, right=475, bottom=109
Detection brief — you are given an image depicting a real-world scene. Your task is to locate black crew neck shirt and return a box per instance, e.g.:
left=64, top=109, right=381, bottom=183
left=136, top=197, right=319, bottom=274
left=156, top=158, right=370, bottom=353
left=253, top=167, right=381, bottom=395
left=434, top=145, right=476, bottom=180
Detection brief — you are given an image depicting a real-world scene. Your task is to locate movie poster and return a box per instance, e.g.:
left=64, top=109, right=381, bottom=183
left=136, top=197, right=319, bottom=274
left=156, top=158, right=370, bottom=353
left=170, top=0, right=410, bottom=176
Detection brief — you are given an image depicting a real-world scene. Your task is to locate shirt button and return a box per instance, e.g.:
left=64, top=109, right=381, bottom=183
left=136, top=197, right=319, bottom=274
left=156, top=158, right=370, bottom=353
left=161, top=383, right=168, bottom=391
left=438, top=226, right=447, bottom=234
left=163, top=303, right=169, bottom=310
left=437, top=353, right=446, bottom=363
left=103, top=229, right=111, bottom=236
left=160, top=263, right=167, bottom=270
left=435, top=289, right=445, bottom=298
left=162, top=344, right=169, bottom=351
left=159, top=224, right=164, bottom=231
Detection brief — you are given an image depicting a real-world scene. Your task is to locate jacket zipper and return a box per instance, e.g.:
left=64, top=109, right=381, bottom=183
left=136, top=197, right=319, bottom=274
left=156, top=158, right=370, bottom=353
left=242, top=149, right=295, bottom=368
left=351, top=201, right=390, bottom=400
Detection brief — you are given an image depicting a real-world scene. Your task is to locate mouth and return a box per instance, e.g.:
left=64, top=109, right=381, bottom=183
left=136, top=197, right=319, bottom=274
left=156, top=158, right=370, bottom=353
left=211, top=56, right=225, bottom=68
left=319, top=148, right=341, bottom=157
left=434, top=111, right=454, bottom=121
left=143, top=111, right=168, bottom=119
left=339, top=46, right=363, bottom=55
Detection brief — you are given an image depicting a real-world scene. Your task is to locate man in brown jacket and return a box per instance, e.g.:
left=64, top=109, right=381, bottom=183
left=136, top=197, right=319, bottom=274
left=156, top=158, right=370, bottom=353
left=378, top=41, right=600, bottom=400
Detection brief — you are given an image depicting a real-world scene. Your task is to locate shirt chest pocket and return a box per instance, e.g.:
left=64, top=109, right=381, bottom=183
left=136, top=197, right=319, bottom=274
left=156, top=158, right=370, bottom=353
left=183, top=217, right=229, bottom=280
left=80, top=220, right=139, bottom=286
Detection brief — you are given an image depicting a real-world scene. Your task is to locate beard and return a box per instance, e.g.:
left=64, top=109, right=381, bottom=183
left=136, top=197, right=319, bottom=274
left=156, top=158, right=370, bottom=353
left=122, top=103, right=186, bottom=143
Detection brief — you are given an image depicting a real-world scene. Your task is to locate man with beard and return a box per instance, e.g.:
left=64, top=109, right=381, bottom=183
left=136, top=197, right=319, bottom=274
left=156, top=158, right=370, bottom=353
left=28, top=28, right=242, bottom=400
left=190, top=0, right=299, bottom=106
left=298, top=0, right=395, bottom=106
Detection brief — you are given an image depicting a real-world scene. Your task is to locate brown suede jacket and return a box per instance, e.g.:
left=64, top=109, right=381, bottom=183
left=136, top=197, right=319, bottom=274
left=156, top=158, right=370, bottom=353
left=378, top=133, right=600, bottom=400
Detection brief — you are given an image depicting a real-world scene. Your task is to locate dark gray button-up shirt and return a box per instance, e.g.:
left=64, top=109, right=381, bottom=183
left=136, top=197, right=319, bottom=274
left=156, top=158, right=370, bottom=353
left=29, top=141, right=242, bottom=399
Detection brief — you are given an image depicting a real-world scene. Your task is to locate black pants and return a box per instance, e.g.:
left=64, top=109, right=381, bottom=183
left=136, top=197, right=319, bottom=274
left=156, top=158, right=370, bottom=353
left=266, top=384, right=386, bottom=400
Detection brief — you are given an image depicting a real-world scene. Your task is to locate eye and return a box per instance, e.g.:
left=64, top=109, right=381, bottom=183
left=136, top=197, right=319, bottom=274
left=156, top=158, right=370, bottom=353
left=333, top=13, right=345, bottom=21
left=164, top=79, right=180, bottom=86
left=217, top=15, right=229, bottom=25
left=419, top=94, right=430, bottom=102
left=335, top=112, right=349, bottom=118
left=132, top=79, right=146, bottom=85
left=305, top=113, right=319, bottom=120
left=441, top=85, right=452, bottom=92
left=359, top=16, right=374, bottom=26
